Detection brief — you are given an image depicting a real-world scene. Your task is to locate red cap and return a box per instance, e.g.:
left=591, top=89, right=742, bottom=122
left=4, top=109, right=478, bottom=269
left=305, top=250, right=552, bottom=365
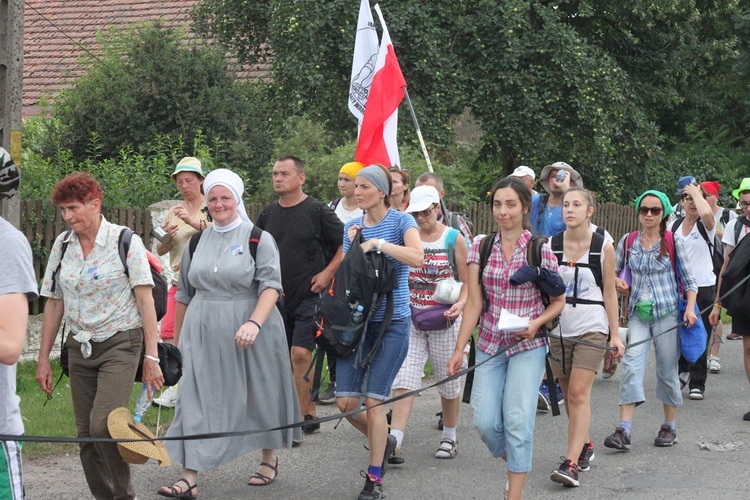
left=700, top=181, right=720, bottom=198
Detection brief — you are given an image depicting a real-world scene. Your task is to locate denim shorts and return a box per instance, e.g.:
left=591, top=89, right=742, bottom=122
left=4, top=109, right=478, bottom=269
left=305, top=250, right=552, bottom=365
left=335, top=319, right=410, bottom=401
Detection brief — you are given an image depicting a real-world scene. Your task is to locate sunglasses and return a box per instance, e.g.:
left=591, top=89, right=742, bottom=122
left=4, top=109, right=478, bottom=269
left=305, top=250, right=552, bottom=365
left=639, top=206, right=663, bottom=216
left=411, top=205, right=435, bottom=218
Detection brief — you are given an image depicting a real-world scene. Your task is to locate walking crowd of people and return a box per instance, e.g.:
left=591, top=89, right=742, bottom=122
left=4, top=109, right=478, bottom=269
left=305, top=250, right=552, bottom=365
left=2, top=156, right=750, bottom=500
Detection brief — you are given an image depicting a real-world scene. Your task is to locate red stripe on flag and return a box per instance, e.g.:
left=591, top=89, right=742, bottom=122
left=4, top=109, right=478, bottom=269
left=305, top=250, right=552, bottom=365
left=355, top=44, right=406, bottom=167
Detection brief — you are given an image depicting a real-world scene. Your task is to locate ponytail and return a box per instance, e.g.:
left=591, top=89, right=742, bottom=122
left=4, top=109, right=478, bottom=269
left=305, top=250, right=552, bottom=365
left=658, top=218, right=668, bottom=259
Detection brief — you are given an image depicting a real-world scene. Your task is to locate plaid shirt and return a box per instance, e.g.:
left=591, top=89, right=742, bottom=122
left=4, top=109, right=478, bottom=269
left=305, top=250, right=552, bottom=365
left=615, top=231, right=698, bottom=320
left=439, top=209, right=473, bottom=241
left=468, top=231, right=558, bottom=357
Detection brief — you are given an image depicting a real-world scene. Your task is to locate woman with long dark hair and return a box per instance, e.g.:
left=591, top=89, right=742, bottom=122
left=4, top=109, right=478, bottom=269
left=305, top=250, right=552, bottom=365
left=447, top=176, right=565, bottom=500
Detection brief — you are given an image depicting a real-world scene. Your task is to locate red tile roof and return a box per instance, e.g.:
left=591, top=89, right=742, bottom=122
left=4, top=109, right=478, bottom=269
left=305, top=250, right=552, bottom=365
left=24, top=1, right=267, bottom=117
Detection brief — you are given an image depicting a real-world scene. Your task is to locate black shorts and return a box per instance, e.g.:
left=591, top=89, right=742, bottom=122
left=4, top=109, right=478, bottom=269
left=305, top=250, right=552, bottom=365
left=283, top=295, right=318, bottom=350
left=731, top=316, right=750, bottom=337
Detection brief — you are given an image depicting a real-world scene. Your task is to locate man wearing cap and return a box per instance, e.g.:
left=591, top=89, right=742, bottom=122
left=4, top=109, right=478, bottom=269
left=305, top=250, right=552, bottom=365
left=710, top=177, right=750, bottom=421
left=530, top=162, right=583, bottom=238
left=415, top=172, right=473, bottom=241
left=510, top=166, right=537, bottom=195
left=0, top=169, right=38, bottom=499
left=256, top=155, right=344, bottom=436
left=330, top=162, right=365, bottom=224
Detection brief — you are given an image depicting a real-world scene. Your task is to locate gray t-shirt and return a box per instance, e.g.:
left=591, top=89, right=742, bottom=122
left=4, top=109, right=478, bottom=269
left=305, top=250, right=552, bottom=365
left=0, top=216, right=39, bottom=435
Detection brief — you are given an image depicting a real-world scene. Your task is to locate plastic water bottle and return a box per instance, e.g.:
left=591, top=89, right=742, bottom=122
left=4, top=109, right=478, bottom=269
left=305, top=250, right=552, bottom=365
left=133, top=383, right=151, bottom=422
left=351, top=304, right=364, bottom=323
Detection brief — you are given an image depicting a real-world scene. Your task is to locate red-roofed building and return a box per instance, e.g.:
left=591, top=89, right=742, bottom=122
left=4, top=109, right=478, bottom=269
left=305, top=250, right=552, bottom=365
left=24, top=1, right=266, bottom=117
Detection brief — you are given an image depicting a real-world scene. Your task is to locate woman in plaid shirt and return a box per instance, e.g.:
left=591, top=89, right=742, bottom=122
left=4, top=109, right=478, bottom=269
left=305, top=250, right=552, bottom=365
left=604, top=190, right=698, bottom=452
left=448, top=176, right=565, bottom=500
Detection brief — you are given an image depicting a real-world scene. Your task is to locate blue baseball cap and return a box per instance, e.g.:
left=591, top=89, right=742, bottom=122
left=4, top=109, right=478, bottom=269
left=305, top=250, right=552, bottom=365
left=676, top=176, right=697, bottom=195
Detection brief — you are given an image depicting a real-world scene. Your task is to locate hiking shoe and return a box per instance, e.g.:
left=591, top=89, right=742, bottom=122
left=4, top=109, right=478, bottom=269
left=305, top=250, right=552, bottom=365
left=550, top=458, right=580, bottom=487
left=603, top=427, right=631, bottom=451
left=743, top=410, right=750, bottom=421
left=654, top=425, right=677, bottom=447
left=577, top=442, right=595, bottom=471
left=727, top=332, right=742, bottom=340
left=387, top=447, right=404, bottom=465
left=301, top=415, right=320, bottom=435
left=152, top=385, right=178, bottom=408
left=382, top=434, right=398, bottom=475
left=689, top=388, right=704, bottom=400
left=537, top=383, right=551, bottom=412
left=316, top=384, right=337, bottom=405
left=708, top=356, right=721, bottom=374
left=358, top=471, right=384, bottom=500
left=679, top=372, right=690, bottom=390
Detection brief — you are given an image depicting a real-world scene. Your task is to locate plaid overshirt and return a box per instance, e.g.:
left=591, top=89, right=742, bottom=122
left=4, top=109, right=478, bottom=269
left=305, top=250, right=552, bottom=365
left=615, top=231, right=698, bottom=320
left=468, top=231, right=559, bottom=357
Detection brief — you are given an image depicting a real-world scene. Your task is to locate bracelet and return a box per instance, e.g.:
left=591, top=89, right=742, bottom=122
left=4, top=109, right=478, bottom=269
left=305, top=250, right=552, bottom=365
left=144, top=355, right=159, bottom=363
left=247, top=319, right=262, bottom=330
left=713, top=302, right=722, bottom=309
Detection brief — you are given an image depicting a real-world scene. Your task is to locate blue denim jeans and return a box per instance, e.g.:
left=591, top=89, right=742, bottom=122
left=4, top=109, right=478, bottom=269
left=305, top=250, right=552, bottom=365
left=335, top=320, right=410, bottom=400
left=471, top=346, right=547, bottom=473
left=620, top=310, right=682, bottom=407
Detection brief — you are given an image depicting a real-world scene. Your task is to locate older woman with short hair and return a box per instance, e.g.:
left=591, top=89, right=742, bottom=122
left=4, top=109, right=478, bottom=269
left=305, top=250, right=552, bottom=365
left=36, top=172, right=163, bottom=500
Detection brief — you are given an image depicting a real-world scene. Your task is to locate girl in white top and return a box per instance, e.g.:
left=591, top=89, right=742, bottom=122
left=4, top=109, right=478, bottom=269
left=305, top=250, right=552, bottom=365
left=548, top=187, right=623, bottom=488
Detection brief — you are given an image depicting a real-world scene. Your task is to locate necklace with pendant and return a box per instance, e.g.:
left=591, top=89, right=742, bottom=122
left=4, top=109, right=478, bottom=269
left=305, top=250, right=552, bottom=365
left=213, top=236, right=229, bottom=273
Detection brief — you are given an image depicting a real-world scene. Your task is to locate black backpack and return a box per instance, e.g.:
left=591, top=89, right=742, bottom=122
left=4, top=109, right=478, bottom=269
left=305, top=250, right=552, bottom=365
left=52, top=228, right=168, bottom=321
left=672, top=217, right=724, bottom=279
left=550, top=230, right=605, bottom=307
left=722, top=217, right=750, bottom=321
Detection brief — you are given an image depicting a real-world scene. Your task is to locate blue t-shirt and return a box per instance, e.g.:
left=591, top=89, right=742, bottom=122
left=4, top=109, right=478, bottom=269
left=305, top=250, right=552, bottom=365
left=343, top=209, right=418, bottom=321
left=531, top=192, right=565, bottom=237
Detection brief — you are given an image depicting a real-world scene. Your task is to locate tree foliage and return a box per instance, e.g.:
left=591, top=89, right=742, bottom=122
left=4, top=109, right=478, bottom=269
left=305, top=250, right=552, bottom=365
left=193, top=0, right=749, bottom=202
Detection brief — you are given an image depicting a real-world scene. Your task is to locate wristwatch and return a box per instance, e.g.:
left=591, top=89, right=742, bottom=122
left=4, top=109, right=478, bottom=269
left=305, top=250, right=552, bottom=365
left=376, top=239, right=386, bottom=253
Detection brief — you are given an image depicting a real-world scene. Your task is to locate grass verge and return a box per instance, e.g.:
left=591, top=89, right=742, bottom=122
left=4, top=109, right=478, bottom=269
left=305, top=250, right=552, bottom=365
left=17, top=358, right=174, bottom=460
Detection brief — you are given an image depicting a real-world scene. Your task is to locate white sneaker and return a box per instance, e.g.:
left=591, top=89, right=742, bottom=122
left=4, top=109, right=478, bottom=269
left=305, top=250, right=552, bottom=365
left=152, top=385, right=178, bottom=408
left=708, top=355, right=721, bottom=374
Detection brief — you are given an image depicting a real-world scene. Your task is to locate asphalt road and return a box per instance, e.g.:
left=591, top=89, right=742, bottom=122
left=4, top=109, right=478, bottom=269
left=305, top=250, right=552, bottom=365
left=24, top=333, right=750, bottom=499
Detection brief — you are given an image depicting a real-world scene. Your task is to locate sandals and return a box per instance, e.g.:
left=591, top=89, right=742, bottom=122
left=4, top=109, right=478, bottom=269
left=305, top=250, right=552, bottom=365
left=435, top=438, right=458, bottom=459
left=248, top=457, right=279, bottom=486
left=158, top=478, right=198, bottom=499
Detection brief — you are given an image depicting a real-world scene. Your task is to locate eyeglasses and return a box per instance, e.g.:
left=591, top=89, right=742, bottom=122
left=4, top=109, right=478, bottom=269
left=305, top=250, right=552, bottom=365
left=740, top=202, right=750, bottom=209
left=638, top=206, right=663, bottom=216
left=411, top=206, right=435, bottom=218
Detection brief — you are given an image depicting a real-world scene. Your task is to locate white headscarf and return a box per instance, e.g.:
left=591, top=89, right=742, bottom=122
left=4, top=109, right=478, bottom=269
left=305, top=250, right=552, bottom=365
left=203, top=169, right=251, bottom=225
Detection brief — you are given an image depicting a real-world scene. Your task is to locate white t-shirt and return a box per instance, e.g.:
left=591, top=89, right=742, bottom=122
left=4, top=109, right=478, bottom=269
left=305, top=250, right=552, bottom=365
left=722, top=217, right=750, bottom=248
left=550, top=246, right=609, bottom=338
left=331, top=199, right=363, bottom=224
left=671, top=219, right=716, bottom=287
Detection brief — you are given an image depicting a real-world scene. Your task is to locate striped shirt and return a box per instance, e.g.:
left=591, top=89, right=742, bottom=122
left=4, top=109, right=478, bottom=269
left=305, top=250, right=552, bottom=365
left=615, top=231, right=698, bottom=320
left=344, top=209, right=418, bottom=321
left=468, top=231, right=558, bottom=357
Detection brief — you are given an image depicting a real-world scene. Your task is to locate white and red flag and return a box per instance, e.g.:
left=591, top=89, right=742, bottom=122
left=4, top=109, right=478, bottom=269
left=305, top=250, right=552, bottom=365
left=355, top=4, right=406, bottom=168
left=348, top=0, right=379, bottom=124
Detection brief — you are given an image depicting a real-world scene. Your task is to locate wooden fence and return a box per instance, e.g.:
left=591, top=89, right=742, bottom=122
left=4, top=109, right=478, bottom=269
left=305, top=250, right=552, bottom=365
left=22, top=199, right=639, bottom=314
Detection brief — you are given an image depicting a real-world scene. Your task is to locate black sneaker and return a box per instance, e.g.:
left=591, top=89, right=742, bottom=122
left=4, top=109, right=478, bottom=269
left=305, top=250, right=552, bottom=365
left=301, top=414, right=320, bottom=435
left=744, top=410, right=750, bottom=421
left=382, top=434, right=398, bottom=475
left=387, top=447, right=404, bottom=465
left=550, top=458, right=580, bottom=487
left=358, top=471, right=384, bottom=500
left=577, top=442, right=595, bottom=471
left=654, top=424, right=677, bottom=447
left=603, top=427, right=631, bottom=451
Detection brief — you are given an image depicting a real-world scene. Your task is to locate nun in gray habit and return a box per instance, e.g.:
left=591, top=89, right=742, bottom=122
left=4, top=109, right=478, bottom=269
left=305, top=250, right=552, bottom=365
left=160, top=169, right=300, bottom=498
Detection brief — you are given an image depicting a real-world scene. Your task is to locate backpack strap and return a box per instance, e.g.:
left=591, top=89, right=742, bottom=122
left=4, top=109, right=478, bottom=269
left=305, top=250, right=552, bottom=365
left=329, top=198, right=341, bottom=211
left=188, top=230, right=204, bottom=260
left=536, top=194, right=549, bottom=231
left=595, top=225, right=605, bottom=237
left=255, top=205, right=273, bottom=230
left=249, top=224, right=263, bottom=261
left=550, top=232, right=564, bottom=265
left=526, top=234, right=547, bottom=268
left=624, top=230, right=639, bottom=267
left=51, top=230, right=74, bottom=293
left=721, top=208, right=730, bottom=227
left=478, top=232, right=497, bottom=313
left=735, top=216, right=749, bottom=244
left=118, top=228, right=134, bottom=277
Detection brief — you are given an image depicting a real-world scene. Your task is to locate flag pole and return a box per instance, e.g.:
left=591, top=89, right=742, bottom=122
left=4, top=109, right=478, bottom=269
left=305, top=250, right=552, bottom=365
left=402, top=86, right=434, bottom=173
